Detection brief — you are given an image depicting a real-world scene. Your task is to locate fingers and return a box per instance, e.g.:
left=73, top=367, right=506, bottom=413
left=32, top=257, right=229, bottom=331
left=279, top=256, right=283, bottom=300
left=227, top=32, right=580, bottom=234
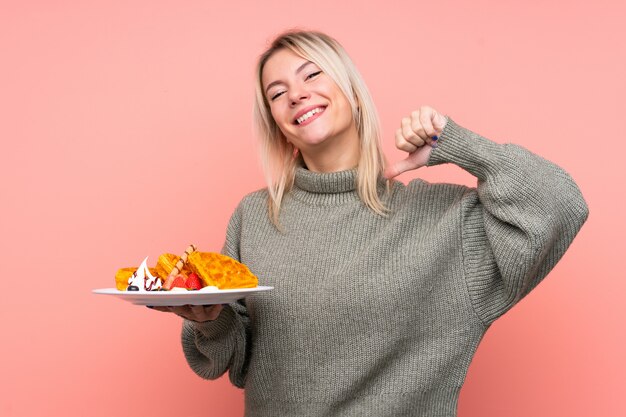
left=190, top=304, right=223, bottom=321
left=388, top=107, right=442, bottom=179
left=384, top=158, right=415, bottom=179
left=148, top=306, right=171, bottom=313
left=396, top=106, right=442, bottom=154
left=418, top=109, right=437, bottom=140
left=395, top=128, right=417, bottom=153
left=205, top=304, right=224, bottom=321
left=148, top=305, right=196, bottom=320
left=147, top=304, right=224, bottom=323
left=190, top=305, right=205, bottom=317
left=401, top=117, right=425, bottom=148
left=385, top=145, right=434, bottom=179
left=432, top=111, right=448, bottom=133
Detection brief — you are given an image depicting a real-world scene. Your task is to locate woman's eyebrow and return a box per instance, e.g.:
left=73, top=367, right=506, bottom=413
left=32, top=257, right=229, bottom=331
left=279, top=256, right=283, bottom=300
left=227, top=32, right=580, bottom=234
left=265, top=61, right=315, bottom=94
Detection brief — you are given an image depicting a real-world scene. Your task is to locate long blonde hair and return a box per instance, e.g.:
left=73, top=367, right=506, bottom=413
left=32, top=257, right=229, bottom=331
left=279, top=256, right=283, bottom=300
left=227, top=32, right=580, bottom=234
left=253, top=30, right=388, bottom=226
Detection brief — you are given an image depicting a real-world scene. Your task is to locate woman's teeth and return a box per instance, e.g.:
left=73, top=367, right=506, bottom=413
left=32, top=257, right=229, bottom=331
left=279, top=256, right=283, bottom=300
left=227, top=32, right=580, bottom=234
left=296, top=107, right=324, bottom=124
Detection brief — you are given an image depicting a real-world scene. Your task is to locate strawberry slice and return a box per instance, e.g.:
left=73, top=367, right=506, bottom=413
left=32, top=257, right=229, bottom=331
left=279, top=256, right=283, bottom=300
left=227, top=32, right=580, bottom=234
left=163, top=272, right=188, bottom=290
left=185, top=273, right=203, bottom=290
left=170, top=274, right=187, bottom=289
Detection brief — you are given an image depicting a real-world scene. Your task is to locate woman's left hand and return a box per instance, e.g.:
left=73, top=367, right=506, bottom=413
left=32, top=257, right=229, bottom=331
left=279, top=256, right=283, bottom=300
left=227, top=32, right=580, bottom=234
left=384, top=106, right=447, bottom=179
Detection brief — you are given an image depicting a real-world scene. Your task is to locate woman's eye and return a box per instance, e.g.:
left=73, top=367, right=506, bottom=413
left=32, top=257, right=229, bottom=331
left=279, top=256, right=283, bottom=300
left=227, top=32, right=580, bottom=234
left=270, top=91, right=285, bottom=101
left=306, top=71, right=322, bottom=80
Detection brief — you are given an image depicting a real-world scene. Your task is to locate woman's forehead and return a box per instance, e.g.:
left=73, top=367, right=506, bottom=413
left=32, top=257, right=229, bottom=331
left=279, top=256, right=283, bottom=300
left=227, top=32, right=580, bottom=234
left=262, top=49, right=316, bottom=86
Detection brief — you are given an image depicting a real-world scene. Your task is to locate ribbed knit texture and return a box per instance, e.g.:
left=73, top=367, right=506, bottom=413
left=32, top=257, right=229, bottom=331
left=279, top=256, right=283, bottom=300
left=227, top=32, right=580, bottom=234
left=181, top=119, right=589, bottom=417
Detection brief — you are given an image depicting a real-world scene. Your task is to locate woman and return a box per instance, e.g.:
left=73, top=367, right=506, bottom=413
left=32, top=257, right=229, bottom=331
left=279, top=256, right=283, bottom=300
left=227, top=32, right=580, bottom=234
left=154, top=31, right=588, bottom=416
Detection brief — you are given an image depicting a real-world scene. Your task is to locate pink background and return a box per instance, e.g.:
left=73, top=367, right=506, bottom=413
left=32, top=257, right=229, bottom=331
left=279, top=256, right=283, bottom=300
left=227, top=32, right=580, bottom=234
left=1, top=1, right=624, bottom=416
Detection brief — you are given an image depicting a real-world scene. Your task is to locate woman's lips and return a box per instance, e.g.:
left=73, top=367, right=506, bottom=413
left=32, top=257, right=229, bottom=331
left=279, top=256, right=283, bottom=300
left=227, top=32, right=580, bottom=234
left=294, top=106, right=326, bottom=126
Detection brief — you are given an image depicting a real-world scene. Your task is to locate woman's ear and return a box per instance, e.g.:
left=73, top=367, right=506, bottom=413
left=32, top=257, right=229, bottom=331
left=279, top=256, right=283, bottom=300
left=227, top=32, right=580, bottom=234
left=353, top=95, right=362, bottom=117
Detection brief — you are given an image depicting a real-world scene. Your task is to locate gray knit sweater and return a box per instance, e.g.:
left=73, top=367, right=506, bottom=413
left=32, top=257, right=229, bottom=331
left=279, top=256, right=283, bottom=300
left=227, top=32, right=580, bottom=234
left=181, top=119, right=588, bottom=416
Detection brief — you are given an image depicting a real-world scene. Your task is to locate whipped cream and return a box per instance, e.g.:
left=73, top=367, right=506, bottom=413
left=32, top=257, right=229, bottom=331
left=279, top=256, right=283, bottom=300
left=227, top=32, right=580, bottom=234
left=127, top=256, right=162, bottom=291
left=198, top=286, right=219, bottom=292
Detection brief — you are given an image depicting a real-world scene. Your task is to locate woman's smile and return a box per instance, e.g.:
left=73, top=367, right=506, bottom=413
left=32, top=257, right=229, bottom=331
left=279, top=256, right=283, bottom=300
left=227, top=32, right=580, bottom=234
left=294, top=106, right=326, bottom=126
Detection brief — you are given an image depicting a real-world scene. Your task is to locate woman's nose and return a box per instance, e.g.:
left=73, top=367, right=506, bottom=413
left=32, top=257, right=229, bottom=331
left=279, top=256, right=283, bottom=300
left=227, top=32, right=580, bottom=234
left=288, top=85, right=310, bottom=106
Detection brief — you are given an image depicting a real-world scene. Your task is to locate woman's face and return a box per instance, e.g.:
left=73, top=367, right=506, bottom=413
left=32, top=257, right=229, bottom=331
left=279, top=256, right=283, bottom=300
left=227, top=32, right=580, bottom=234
left=262, top=48, right=358, bottom=155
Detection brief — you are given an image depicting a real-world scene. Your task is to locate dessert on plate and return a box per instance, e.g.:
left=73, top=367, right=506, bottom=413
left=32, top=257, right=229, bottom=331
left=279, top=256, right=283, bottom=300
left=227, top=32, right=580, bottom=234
left=115, top=244, right=258, bottom=292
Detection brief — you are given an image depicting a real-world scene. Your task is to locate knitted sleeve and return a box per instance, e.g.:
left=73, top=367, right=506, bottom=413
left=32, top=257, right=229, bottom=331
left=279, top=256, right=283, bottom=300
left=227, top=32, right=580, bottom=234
left=180, top=205, right=251, bottom=388
left=427, top=118, right=589, bottom=325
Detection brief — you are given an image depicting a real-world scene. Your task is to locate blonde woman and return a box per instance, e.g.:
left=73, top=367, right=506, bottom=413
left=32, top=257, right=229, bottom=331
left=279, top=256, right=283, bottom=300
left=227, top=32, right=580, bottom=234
left=154, top=31, right=588, bottom=416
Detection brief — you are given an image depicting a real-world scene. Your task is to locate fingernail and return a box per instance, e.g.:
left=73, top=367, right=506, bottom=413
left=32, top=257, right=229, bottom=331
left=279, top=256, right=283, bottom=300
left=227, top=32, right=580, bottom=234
left=432, top=135, right=439, bottom=141
left=431, top=143, right=438, bottom=148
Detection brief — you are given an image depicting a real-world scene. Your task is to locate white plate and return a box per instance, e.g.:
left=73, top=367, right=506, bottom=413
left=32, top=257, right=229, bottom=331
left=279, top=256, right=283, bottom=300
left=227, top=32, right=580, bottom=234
left=92, top=286, right=273, bottom=306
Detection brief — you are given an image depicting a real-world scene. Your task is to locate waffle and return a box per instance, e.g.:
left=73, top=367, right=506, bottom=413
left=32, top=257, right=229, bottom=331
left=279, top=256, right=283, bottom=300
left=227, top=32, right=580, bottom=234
left=187, top=252, right=258, bottom=289
left=154, top=253, right=191, bottom=281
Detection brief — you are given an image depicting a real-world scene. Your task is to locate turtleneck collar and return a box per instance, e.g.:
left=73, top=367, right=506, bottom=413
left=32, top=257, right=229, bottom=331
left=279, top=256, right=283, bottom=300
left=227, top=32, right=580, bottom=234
left=290, top=167, right=390, bottom=206
left=289, top=167, right=360, bottom=206
left=294, top=167, right=358, bottom=194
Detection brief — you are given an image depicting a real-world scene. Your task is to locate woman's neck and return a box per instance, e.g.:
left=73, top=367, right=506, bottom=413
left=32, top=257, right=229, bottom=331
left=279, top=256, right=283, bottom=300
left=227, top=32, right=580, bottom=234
left=299, top=129, right=360, bottom=173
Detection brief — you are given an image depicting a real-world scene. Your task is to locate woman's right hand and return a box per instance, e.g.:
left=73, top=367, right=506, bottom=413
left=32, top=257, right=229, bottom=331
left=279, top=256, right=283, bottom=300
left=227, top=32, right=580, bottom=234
left=149, top=304, right=224, bottom=323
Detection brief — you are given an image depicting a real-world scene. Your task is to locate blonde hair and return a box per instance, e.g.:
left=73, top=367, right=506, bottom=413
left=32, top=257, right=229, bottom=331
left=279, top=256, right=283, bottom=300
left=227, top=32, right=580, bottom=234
left=253, top=30, right=388, bottom=226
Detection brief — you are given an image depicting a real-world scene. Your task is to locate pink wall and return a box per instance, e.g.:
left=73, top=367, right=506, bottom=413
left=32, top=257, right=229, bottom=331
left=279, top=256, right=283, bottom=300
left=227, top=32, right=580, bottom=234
left=1, top=1, right=624, bottom=416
